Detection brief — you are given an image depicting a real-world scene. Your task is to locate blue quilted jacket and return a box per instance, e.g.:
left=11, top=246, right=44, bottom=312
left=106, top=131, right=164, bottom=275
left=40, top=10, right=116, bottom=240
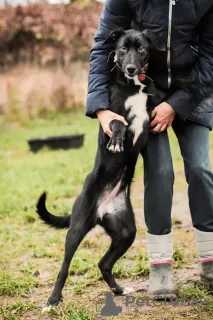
left=86, top=0, right=213, bottom=128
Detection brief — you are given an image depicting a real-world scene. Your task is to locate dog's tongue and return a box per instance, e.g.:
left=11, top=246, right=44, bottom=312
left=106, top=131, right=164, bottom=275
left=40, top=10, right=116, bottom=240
left=138, top=73, right=146, bottom=81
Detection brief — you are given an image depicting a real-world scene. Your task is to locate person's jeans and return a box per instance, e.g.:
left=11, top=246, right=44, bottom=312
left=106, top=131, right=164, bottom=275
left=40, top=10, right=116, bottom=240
left=141, top=118, right=213, bottom=235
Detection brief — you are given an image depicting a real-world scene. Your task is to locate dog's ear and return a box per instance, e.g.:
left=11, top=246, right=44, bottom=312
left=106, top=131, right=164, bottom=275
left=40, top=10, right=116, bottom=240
left=142, top=30, right=166, bottom=51
left=103, top=28, right=125, bottom=45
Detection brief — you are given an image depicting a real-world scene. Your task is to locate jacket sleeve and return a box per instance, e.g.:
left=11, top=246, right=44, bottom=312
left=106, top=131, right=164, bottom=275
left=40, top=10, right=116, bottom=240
left=166, top=6, right=213, bottom=120
left=86, top=0, right=132, bottom=118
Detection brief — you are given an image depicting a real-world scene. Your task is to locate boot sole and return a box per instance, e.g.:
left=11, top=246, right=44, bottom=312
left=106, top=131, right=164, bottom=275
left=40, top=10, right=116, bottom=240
left=200, top=275, right=213, bottom=289
left=148, top=292, right=177, bottom=301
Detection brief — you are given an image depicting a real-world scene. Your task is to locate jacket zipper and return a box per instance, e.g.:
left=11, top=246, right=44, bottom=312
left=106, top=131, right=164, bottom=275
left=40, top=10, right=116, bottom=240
left=190, top=45, right=199, bottom=53
left=167, top=0, right=174, bottom=88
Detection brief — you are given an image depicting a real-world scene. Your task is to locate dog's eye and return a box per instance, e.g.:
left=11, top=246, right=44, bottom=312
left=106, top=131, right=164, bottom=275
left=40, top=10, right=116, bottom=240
left=120, top=46, right=127, bottom=52
left=138, top=46, right=145, bottom=52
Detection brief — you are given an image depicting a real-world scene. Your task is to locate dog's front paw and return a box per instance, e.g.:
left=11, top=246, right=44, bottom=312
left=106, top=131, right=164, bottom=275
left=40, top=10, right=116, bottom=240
left=122, top=287, right=134, bottom=295
left=107, top=136, right=124, bottom=153
left=46, top=293, right=63, bottom=307
left=111, top=286, right=134, bottom=295
left=42, top=305, right=56, bottom=314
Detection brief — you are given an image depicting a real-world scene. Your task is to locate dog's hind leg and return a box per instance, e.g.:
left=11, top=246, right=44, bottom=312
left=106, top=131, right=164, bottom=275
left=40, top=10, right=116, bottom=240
left=99, top=210, right=136, bottom=295
left=46, top=217, right=94, bottom=308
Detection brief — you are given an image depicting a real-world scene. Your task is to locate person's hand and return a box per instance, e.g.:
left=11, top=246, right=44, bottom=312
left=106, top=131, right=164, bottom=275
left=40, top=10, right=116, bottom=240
left=96, top=110, right=128, bottom=137
left=150, top=102, right=175, bottom=133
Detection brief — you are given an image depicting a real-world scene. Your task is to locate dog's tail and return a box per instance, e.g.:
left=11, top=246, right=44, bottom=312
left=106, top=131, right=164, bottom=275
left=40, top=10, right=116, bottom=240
left=36, top=192, right=70, bottom=229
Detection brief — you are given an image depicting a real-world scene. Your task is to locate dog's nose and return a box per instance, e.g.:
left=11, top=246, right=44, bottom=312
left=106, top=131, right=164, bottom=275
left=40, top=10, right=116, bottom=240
left=126, top=64, right=136, bottom=75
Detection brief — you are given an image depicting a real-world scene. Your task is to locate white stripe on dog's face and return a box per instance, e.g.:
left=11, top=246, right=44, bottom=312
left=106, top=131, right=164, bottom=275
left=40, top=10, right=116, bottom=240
left=125, top=88, right=148, bottom=146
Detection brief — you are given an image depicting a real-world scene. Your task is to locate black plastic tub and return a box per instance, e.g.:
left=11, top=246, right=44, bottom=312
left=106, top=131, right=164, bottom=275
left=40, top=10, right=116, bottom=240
left=28, top=134, right=84, bottom=153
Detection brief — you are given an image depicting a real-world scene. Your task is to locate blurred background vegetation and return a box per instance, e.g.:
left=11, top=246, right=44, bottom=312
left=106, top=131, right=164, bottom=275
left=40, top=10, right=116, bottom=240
left=0, top=0, right=103, bottom=119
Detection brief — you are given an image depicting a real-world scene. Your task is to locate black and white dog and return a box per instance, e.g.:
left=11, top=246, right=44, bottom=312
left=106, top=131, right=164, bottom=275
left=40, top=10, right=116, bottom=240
left=36, top=29, right=166, bottom=309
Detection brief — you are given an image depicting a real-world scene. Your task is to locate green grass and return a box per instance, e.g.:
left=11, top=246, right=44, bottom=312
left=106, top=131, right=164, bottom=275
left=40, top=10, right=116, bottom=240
left=173, top=249, right=185, bottom=268
left=134, top=252, right=149, bottom=276
left=0, top=272, right=37, bottom=297
left=0, top=112, right=213, bottom=319
left=65, top=306, right=96, bottom=320
left=40, top=304, right=96, bottom=319
left=0, top=303, right=96, bottom=320
left=0, top=114, right=98, bottom=219
left=112, top=258, right=133, bottom=279
left=178, top=283, right=209, bottom=300
left=70, top=252, right=96, bottom=275
left=1, top=301, right=35, bottom=315
left=0, top=114, right=98, bottom=294
left=0, top=311, right=21, bottom=320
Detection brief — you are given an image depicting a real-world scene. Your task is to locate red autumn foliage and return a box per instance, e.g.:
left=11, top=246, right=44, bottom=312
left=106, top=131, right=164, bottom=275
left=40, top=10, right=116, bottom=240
left=0, top=1, right=103, bottom=67
left=0, top=1, right=102, bottom=44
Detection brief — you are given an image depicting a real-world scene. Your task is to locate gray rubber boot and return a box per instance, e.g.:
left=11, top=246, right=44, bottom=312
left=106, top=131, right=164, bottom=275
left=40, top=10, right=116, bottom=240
left=149, top=263, right=176, bottom=299
left=201, top=262, right=213, bottom=288
left=194, top=228, right=213, bottom=288
left=147, top=232, right=176, bottom=299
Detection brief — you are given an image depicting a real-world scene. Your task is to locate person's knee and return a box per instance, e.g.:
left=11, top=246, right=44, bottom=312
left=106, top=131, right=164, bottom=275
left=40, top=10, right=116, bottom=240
left=156, top=165, right=174, bottom=179
left=188, top=165, right=208, bottom=182
left=145, top=165, right=174, bottom=185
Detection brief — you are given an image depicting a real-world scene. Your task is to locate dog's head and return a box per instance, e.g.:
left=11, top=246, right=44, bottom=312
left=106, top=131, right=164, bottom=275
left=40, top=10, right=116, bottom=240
left=104, top=28, right=166, bottom=78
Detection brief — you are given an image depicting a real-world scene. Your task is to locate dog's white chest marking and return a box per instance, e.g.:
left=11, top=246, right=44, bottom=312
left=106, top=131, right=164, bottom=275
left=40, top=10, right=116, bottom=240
left=125, top=78, right=148, bottom=145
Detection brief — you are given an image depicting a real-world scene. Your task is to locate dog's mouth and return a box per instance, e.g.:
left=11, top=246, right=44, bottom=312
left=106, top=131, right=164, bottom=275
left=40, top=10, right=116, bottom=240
left=125, top=72, right=137, bottom=79
left=124, top=63, right=148, bottom=80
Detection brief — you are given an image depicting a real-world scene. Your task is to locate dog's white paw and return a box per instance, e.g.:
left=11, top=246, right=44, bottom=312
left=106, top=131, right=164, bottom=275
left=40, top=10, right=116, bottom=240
left=114, top=143, right=122, bottom=152
left=108, top=145, right=115, bottom=152
left=122, top=287, right=134, bottom=295
left=107, top=143, right=123, bottom=153
left=42, top=305, right=55, bottom=314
